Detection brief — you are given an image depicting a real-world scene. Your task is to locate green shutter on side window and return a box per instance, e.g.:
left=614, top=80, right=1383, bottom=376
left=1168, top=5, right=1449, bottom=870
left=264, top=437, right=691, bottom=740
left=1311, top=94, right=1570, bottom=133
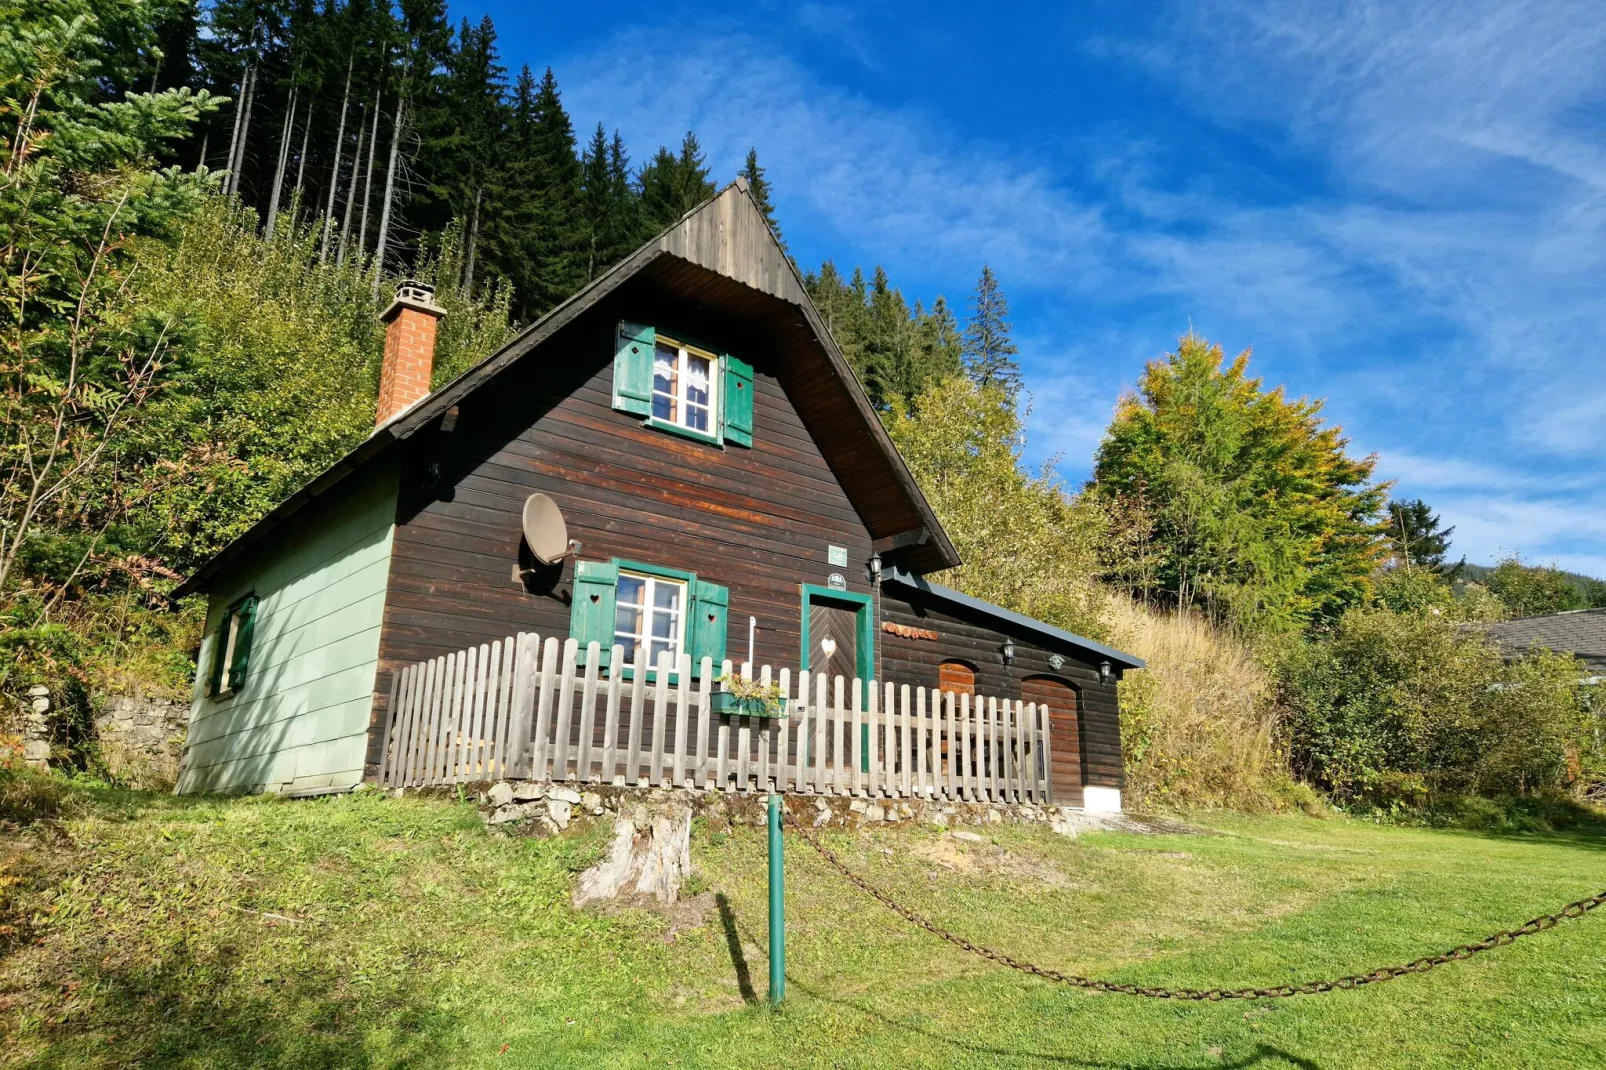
left=207, top=616, right=228, bottom=697
left=612, top=321, right=654, bottom=416
left=722, top=354, right=753, bottom=447
left=690, top=580, right=729, bottom=669
left=226, top=595, right=258, bottom=692
left=570, top=559, right=620, bottom=666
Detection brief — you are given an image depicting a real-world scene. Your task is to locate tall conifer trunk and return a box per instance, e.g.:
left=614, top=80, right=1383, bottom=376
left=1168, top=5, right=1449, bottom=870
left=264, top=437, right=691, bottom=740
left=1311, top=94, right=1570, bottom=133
left=226, top=61, right=257, bottom=197
left=320, top=58, right=354, bottom=264
left=373, top=95, right=406, bottom=294
left=357, top=85, right=381, bottom=263
left=223, top=58, right=248, bottom=195
left=337, top=103, right=364, bottom=265
left=265, top=85, right=297, bottom=237
left=292, top=104, right=311, bottom=218
left=464, top=186, right=481, bottom=292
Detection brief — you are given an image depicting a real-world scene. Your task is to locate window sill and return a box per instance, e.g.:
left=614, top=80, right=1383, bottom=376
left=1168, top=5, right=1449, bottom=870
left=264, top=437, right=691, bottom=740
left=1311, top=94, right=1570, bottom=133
left=644, top=416, right=724, bottom=447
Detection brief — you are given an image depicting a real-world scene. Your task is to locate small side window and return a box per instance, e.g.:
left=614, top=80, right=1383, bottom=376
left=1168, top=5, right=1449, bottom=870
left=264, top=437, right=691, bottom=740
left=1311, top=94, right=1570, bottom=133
left=209, top=594, right=259, bottom=697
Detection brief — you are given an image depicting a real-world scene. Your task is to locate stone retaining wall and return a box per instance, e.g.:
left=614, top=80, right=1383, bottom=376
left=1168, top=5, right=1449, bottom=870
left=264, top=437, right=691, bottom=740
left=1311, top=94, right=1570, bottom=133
left=18, top=686, right=188, bottom=789
left=403, top=780, right=1138, bottom=839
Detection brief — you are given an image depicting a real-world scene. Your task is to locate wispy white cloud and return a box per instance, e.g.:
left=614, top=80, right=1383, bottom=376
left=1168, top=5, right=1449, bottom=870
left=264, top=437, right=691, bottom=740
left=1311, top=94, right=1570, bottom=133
left=554, top=3, right=1606, bottom=574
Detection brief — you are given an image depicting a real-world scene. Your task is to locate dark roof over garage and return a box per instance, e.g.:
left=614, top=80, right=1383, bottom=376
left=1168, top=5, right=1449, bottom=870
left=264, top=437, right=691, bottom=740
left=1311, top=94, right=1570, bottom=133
left=883, top=566, right=1145, bottom=670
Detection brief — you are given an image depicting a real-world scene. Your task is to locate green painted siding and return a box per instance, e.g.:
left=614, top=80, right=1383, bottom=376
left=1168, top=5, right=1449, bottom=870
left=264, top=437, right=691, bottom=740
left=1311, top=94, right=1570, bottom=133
left=178, top=464, right=398, bottom=795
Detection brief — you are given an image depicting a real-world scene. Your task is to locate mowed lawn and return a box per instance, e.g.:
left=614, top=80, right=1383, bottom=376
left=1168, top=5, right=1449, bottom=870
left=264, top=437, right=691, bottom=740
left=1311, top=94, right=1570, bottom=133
left=1, top=781, right=1602, bottom=1070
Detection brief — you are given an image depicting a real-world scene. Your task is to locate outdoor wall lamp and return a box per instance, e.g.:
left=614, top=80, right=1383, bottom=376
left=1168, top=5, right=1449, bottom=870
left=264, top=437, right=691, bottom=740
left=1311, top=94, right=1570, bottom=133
left=868, top=553, right=882, bottom=581
left=1001, top=639, right=1016, bottom=665
left=1099, top=660, right=1114, bottom=685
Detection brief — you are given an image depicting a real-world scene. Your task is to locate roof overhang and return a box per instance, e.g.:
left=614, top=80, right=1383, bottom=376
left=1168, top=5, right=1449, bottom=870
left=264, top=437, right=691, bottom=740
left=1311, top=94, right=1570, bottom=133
left=883, top=565, right=1146, bottom=670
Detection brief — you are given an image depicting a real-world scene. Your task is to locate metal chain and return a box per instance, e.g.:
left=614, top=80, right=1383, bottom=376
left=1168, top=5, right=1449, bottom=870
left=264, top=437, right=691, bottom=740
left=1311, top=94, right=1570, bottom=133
left=783, top=810, right=1606, bottom=1000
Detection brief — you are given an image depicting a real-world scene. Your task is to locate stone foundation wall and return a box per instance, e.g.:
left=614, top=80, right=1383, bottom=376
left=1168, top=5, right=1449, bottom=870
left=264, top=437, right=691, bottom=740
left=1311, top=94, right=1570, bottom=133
left=409, top=780, right=1133, bottom=840
left=95, top=693, right=188, bottom=789
left=18, top=686, right=188, bottom=789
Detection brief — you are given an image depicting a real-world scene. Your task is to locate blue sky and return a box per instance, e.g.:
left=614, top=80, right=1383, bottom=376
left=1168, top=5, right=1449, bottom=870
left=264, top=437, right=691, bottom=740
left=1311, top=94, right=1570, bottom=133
left=455, top=0, right=1606, bottom=576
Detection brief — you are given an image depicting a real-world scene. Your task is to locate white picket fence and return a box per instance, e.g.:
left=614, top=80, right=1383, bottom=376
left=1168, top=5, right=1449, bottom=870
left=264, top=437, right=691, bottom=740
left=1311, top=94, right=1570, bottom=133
left=377, top=632, right=1055, bottom=804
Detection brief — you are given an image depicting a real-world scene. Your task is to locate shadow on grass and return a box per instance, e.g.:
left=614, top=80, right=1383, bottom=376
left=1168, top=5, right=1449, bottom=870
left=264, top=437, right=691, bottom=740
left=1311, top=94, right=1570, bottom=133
left=715, top=892, right=758, bottom=1004
left=785, top=976, right=1324, bottom=1070
left=709, top=888, right=1322, bottom=1070
left=4, top=924, right=455, bottom=1070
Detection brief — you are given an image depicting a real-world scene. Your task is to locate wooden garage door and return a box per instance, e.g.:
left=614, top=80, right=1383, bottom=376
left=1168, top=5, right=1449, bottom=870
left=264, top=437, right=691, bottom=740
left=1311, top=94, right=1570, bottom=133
left=1022, top=676, right=1081, bottom=807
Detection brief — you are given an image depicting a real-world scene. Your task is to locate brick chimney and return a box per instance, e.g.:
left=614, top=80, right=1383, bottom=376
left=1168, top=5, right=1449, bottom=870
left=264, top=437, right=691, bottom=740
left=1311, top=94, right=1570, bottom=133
left=376, top=281, right=446, bottom=427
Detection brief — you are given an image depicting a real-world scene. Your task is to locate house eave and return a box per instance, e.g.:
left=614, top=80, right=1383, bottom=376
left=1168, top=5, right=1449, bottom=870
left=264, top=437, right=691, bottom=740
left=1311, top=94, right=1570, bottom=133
left=882, top=565, right=1146, bottom=671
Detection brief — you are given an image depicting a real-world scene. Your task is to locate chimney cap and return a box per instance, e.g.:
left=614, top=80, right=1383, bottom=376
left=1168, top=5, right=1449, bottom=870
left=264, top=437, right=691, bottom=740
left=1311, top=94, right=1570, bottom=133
left=381, top=279, right=446, bottom=323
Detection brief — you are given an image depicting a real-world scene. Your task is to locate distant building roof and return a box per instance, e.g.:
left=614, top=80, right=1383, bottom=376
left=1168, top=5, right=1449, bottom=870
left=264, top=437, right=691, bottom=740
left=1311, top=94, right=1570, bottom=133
left=1483, top=607, right=1606, bottom=672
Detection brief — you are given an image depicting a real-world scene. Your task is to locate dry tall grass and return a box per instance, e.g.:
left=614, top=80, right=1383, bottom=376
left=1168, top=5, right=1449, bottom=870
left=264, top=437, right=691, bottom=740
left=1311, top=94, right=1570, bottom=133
left=1103, top=595, right=1298, bottom=812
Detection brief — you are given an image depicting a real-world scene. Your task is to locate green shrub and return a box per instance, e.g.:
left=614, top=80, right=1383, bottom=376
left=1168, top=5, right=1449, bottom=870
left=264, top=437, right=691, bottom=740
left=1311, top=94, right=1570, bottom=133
left=1277, top=602, right=1599, bottom=804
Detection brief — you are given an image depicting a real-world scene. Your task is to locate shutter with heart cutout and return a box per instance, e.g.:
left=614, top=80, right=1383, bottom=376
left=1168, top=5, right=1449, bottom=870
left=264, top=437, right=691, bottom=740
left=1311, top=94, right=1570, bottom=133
left=569, top=559, right=619, bottom=666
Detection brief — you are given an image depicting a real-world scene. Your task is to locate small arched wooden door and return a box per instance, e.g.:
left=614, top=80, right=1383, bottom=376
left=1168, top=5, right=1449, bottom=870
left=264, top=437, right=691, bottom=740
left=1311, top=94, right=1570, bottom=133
left=1022, top=675, right=1081, bottom=807
left=938, top=659, right=976, bottom=696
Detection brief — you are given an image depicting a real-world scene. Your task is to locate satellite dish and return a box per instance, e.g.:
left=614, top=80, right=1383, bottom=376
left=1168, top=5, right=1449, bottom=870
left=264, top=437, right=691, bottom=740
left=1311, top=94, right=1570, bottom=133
left=521, top=493, right=570, bottom=565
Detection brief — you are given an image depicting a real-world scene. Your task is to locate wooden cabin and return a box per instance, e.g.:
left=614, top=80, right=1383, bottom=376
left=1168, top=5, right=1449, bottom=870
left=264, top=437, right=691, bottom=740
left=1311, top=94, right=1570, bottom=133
left=173, top=182, right=1142, bottom=810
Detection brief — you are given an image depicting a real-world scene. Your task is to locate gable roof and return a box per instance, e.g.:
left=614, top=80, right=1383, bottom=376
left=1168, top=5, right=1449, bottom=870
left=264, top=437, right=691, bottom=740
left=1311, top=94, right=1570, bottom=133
left=1483, top=607, right=1606, bottom=672
left=883, top=566, right=1146, bottom=670
left=175, top=182, right=959, bottom=599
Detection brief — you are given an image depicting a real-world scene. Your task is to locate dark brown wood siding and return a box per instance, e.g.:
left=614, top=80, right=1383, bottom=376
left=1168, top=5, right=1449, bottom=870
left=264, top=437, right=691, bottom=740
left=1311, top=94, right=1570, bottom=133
left=365, top=286, right=876, bottom=772
left=877, top=587, right=1125, bottom=795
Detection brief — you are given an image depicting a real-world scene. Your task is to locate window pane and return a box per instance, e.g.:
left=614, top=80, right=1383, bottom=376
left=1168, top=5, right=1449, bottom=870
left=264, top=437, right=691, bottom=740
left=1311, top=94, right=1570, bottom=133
left=652, top=344, right=678, bottom=421
left=685, top=355, right=710, bottom=404
left=617, top=574, right=644, bottom=606
left=652, top=581, right=682, bottom=612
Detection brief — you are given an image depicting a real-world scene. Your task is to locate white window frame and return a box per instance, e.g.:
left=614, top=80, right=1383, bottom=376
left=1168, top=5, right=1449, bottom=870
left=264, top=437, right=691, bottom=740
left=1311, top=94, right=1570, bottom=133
left=613, top=570, right=688, bottom=668
left=650, top=336, right=719, bottom=438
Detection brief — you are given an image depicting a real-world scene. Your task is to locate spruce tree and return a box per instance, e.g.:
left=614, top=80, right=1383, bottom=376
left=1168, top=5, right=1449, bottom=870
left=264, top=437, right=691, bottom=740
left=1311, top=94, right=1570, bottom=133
left=1386, top=499, right=1456, bottom=574
left=741, top=147, right=784, bottom=251
left=962, top=265, right=1021, bottom=397
left=638, top=131, right=715, bottom=231
left=526, top=66, right=585, bottom=313
left=579, top=123, right=640, bottom=280
left=911, top=295, right=964, bottom=391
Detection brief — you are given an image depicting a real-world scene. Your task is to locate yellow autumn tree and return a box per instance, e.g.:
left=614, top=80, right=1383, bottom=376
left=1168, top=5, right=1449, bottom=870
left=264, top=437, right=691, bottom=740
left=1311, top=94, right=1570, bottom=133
left=1091, top=334, right=1389, bottom=635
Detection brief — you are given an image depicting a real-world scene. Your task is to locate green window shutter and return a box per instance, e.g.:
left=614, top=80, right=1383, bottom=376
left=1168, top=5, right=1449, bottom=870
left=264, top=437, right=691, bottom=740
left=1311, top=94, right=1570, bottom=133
left=207, top=615, right=228, bottom=697
left=690, top=580, right=729, bottom=669
left=570, top=559, right=620, bottom=666
left=226, top=595, right=258, bottom=692
left=612, top=321, right=654, bottom=416
left=723, top=354, right=754, bottom=447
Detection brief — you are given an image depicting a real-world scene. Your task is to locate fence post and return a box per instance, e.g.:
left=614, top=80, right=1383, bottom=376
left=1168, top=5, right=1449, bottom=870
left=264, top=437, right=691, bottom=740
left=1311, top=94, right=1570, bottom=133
left=768, top=793, right=785, bottom=1006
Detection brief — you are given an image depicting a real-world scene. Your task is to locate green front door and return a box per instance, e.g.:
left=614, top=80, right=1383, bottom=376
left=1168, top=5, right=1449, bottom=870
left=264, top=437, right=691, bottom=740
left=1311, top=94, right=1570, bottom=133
left=800, top=585, right=874, bottom=771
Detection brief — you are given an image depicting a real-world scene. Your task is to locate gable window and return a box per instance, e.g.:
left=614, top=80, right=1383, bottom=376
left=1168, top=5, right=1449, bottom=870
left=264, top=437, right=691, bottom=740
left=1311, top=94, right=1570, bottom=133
left=208, top=594, right=259, bottom=697
left=614, top=570, right=685, bottom=665
left=612, top=321, right=754, bottom=447
left=652, top=339, right=716, bottom=435
left=570, top=558, right=728, bottom=675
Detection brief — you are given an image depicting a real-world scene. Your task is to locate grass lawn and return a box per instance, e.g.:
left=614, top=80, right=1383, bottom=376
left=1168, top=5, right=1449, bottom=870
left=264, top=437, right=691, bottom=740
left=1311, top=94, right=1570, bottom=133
left=0, top=779, right=1602, bottom=1069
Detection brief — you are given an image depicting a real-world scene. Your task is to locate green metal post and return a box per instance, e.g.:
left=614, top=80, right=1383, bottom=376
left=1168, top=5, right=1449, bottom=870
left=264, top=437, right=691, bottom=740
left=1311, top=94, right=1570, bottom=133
left=768, top=793, right=785, bottom=1006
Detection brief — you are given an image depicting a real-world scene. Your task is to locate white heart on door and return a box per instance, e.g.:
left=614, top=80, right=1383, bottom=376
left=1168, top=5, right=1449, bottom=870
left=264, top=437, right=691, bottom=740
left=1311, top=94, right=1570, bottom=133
left=820, top=637, right=837, bottom=658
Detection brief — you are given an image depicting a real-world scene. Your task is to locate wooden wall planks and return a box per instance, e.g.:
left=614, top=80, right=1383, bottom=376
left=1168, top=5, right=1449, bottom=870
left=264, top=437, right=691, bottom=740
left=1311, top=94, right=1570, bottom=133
left=364, top=280, right=876, bottom=775
left=878, top=588, right=1125, bottom=792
